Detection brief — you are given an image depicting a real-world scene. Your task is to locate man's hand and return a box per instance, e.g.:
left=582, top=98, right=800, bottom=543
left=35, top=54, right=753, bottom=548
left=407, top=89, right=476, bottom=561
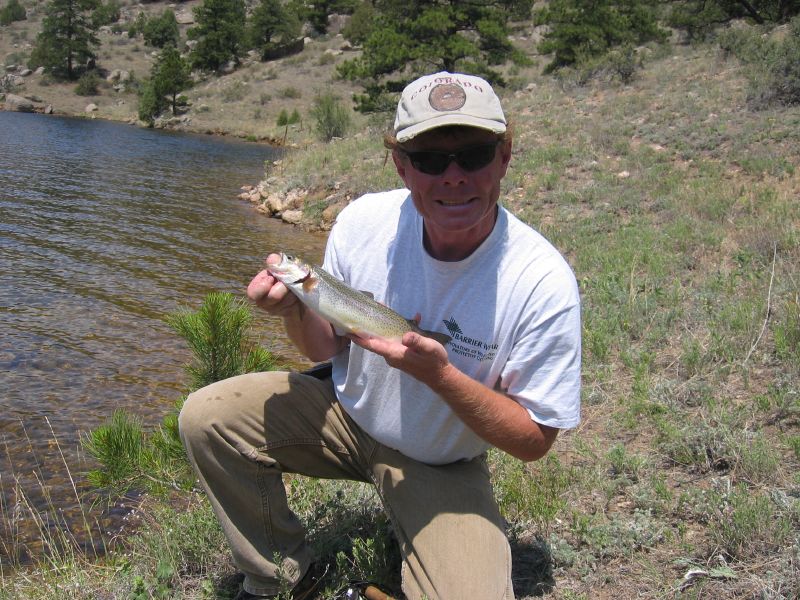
left=352, top=325, right=558, bottom=463
left=247, top=253, right=301, bottom=318
left=349, top=331, right=450, bottom=387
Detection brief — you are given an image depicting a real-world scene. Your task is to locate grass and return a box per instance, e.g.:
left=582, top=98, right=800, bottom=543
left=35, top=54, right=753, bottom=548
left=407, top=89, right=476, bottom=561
left=2, top=12, right=800, bottom=600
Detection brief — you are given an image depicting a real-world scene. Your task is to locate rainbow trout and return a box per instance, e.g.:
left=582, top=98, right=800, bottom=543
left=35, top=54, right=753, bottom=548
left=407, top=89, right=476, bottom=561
left=267, top=253, right=451, bottom=345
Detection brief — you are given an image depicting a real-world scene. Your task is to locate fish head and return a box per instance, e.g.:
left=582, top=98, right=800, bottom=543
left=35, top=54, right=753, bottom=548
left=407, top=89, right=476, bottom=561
left=266, top=252, right=312, bottom=286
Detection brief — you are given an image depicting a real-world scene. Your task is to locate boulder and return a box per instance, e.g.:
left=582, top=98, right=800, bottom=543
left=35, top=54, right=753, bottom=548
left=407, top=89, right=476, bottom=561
left=4, top=93, right=34, bottom=112
left=281, top=210, right=304, bottom=225
left=85, top=103, right=98, bottom=113
left=175, top=10, right=194, bottom=24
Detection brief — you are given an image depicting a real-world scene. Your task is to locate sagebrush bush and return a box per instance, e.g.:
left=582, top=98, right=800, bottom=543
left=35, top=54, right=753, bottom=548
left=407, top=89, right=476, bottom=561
left=311, top=92, right=351, bottom=142
left=718, top=17, right=800, bottom=108
left=74, top=72, right=100, bottom=96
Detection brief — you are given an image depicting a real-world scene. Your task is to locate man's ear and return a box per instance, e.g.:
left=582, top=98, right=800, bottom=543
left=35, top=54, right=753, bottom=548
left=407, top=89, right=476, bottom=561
left=392, top=150, right=409, bottom=184
left=498, top=140, right=512, bottom=177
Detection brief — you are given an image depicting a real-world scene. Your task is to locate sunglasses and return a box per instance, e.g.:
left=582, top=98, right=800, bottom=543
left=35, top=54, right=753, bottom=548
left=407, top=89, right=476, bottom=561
left=401, top=142, right=501, bottom=175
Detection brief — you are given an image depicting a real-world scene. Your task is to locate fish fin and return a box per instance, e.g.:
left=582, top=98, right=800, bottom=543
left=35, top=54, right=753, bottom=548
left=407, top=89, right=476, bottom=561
left=408, top=320, right=452, bottom=346
left=302, top=276, right=319, bottom=293
left=425, top=331, right=453, bottom=346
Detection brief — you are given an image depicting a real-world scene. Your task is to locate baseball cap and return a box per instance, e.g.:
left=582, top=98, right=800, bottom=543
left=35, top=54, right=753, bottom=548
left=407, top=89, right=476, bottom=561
left=393, top=72, right=507, bottom=143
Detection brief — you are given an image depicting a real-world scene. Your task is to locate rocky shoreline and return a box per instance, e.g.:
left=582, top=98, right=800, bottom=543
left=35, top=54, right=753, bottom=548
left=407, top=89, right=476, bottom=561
left=237, top=177, right=352, bottom=232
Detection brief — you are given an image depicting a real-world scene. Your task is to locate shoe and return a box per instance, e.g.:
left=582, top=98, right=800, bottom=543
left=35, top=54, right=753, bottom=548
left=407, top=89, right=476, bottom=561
left=234, top=564, right=326, bottom=600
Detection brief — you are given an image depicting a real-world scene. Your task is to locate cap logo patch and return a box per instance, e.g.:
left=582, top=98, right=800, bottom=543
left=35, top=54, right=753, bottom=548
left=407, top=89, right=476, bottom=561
left=428, top=83, right=466, bottom=112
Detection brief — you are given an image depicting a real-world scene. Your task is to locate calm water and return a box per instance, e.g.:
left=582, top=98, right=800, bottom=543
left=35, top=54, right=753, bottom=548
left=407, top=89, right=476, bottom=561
left=0, top=111, right=326, bottom=561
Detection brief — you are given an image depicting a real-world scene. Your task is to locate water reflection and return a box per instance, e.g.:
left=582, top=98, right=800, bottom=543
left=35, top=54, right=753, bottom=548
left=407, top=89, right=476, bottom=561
left=0, top=112, right=327, bottom=561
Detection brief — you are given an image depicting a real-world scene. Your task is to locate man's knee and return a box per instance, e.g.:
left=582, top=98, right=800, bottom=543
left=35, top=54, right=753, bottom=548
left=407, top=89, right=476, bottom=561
left=178, top=384, right=221, bottom=450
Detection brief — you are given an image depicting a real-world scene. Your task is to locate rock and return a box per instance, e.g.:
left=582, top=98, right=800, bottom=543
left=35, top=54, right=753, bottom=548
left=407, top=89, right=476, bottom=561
left=44, top=105, right=53, bottom=114
left=19, top=69, right=31, bottom=77
left=4, top=93, right=34, bottom=112
left=107, top=69, right=121, bottom=82
left=322, top=201, right=347, bottom=226
left=34, top=66, right=45, bottom=75
left=175, top=10, right=194, bottom=24
left=281, top=210, right=303, bottom=224
left=85, top=103, right=98, bottom=113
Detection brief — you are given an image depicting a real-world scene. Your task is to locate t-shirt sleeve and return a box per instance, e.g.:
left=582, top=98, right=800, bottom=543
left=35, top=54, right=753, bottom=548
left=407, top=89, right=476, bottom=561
left=500, top=271, right=582, bottom=430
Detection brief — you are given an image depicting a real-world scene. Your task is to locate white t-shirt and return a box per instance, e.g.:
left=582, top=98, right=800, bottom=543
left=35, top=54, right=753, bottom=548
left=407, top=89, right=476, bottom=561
left=324, top=189, right=581, bottom=465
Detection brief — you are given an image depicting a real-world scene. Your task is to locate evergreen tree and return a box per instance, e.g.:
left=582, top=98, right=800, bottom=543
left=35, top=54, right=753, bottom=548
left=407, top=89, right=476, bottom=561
left=247, top=0, right=301, bottom=59
left=187, top=0, right=246, bottom=72
left=138, top=47, right=192, bottom=123
left=292, top=0, right=359, bottom=35
left=0, top=0, right=27, bottom=26
left=534, top=0, right=667, bottom=73
left=667, top=0, right=800, bottom=40
left=143, top=9, right=180, bottom=48
left=91, top=0, right=120, bottom=28
left=153, top=45, right=192, bottom=115
left=338, top=0, right=534, bottom=112
left=28, top=0, right=99, bottom=79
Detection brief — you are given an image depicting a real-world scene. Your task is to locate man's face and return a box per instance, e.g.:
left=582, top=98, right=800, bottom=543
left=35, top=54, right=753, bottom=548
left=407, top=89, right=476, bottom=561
left=393, top=127, right=511, bottom=260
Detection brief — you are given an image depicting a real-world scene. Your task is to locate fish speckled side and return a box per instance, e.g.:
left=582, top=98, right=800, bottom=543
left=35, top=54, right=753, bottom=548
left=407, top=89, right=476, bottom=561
left=267, top=253, right=451, bottom=345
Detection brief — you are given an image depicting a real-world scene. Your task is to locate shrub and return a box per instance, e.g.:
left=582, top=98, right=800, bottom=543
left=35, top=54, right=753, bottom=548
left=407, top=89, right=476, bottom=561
left=718, top=17, right=800, bottom=108
left=91, top=0, right=120, bottom=28
left=137, top=78, right=166, bottom=123
left=0, top=0, right=26, bottom=25
left=74, top=71, right=100, bottom=95
left=311, top=92, right=351, bottom=142
left=84, top=293, right=279, bottom=496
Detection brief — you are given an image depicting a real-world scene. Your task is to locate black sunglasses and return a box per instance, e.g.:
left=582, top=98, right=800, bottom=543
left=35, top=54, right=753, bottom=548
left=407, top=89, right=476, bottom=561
left=401, top=142, right=501, bottom=175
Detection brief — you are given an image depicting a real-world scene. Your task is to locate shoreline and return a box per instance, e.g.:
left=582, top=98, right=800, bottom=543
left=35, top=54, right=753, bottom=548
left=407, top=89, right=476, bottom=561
left=0, top=101, right=285, bottom=146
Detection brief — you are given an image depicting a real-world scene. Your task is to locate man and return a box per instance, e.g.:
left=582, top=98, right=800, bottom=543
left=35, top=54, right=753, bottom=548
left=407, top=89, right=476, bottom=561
left=179, top=71, right=581, bottom=600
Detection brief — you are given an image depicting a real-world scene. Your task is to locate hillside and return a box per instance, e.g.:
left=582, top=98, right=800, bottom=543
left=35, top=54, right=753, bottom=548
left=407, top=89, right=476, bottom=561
left=2, top=3, right=800, bottom=600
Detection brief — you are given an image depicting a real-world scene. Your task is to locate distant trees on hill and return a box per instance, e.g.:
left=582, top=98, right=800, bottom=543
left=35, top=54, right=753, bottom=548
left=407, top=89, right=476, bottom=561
left=28, top=0, right=99, bottom=80
left=0, top=0, right=27, bottom=25
left=187, top=0, right=247, bottom=71
left=336, top=0, right=535, bottom=112
left=18, top=0, right=800, bottom=116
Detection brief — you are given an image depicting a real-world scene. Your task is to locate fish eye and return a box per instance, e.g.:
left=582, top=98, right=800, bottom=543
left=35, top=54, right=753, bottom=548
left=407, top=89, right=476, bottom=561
left=286, top=254, right=294, bottom=260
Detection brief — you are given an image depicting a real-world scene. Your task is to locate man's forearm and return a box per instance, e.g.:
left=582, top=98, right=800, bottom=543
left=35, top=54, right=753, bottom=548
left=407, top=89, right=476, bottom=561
left=427, top=363, right=558, bottom=462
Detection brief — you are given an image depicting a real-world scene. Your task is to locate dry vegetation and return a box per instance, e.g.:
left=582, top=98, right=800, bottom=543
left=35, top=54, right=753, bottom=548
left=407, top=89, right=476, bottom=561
left=1, top=2, right=799, bottom=599
left=0, top=0, right=369, bottom=141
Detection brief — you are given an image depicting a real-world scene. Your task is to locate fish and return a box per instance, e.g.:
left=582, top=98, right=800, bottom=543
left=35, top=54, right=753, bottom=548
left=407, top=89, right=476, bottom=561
left=266, top=253, right=451, bottom=345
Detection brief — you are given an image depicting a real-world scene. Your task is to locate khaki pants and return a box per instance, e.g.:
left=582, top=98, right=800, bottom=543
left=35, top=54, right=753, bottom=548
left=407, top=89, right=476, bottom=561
left=179, top=371, right=514, bottom=600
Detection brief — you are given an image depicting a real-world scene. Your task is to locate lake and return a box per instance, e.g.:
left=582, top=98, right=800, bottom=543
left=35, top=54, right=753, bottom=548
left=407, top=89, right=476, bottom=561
left=0, top=111, right=326, bottom=561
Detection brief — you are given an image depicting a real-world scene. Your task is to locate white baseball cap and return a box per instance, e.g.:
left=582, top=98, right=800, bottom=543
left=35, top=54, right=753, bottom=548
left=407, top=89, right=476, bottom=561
left=393, top=72, right=507, bottom=143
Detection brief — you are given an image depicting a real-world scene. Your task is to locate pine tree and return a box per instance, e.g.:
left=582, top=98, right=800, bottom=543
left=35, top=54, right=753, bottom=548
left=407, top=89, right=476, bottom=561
left=187, top=0, right=246, bottom=72
left=153, top=45, right=192, bottom=115
left=534, top=0, right=667, bottom=73
left=0, top=0, right=27, bottom=26
left=247, top=0, right=301, bottom=59
left=143, top=9, right=180, bottom=48
left=338, top=0, right=534, bottom=112
left=28, top=0, right=99, bottom=79
left=667, top=0, right=800, bottom=40
left=138, top=47, right=192, bottom=123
